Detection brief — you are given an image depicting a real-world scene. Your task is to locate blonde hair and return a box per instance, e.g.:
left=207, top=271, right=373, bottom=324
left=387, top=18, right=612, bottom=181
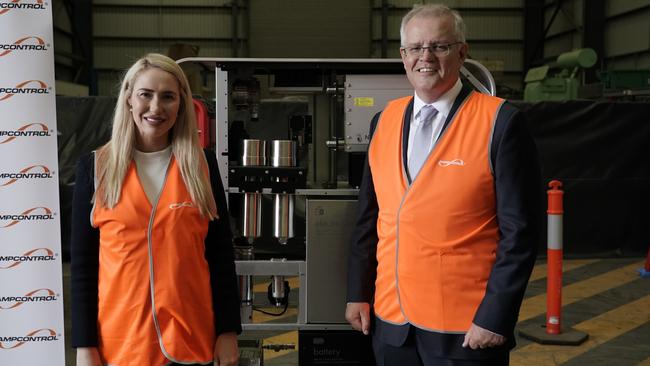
left=400, top=3, right=466, bottom=45
left=94, top=53, right=217, bottom=219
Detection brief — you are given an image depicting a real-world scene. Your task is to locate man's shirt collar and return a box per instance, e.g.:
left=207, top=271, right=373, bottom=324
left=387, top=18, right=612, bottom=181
left=413, top=79, right=462, bottom=122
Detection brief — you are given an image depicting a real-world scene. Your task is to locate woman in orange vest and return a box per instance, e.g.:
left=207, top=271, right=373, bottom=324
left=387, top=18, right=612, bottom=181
left=70, top=53, right=241, bottom=366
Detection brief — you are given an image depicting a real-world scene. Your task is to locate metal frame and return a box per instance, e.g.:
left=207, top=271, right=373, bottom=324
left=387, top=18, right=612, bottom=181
left=235, top=260, right=351, bottom=331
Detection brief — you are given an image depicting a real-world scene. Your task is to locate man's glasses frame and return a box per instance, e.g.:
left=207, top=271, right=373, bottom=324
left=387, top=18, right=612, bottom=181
left=400, top=42, right=463, bottom=57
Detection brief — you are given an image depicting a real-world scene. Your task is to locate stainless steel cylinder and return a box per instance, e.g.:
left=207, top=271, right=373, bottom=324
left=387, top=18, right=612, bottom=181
left=242, top=139, right=266, bottom=166
left=242, top=193, right=262, bottom=240
left=235, top=247, right=254, bottom=304
left=271, top=275, right=286, bottom=307
left=273, top=194, right=294, bottom=245
left=239, top=274, right=254, bottom=305
left=270, top=140, right=296, bottom=168
left=235, top=246, right=254, bottom=323
left=271, top=140, right=296, bottom=244
left=242, top=139, right=265, bottom=240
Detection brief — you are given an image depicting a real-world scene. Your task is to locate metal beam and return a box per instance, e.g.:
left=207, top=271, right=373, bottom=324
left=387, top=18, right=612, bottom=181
left=66, top=0, right=92, bottom=91
left=524, top=0, right=548, bottom=70
left=381, top=0, right=389, bottom=58
left=231, top=0, right=240, bottom=57
left=582, top=0, right=605, bottom=83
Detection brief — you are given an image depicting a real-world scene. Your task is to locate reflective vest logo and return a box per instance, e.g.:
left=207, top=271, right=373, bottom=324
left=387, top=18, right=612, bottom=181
left=438, top=159, right=465, bottom=167
left=169, top=201, right=195, bottom=210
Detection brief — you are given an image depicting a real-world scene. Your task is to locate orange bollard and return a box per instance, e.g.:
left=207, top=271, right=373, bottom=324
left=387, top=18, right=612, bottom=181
left=546, top=180, right=564, bottom=335
left=519, top=180, right=587, bottom=345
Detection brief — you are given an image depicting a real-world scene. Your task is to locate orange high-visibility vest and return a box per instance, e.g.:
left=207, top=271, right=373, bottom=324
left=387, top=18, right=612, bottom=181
left=92, top=157, right=215, bottom=365
left=369, top=92, right=504, bottom=333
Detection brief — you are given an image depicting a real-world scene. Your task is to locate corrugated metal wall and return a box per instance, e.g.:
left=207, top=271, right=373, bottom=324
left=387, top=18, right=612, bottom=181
left=370, top=0, right=524, bottom=93
left=541, top=0, right=650, bottom=69
left=604, top=0, right=650, bottom=69
left=77, top=0, right=649, bottom=96
left=52, top=1, right=74, bottom=81
left=543, top=0, right=583, bottom=57
left=93, top=0, right=247, bottom=96
left=248, top=0, right=370, bottom=58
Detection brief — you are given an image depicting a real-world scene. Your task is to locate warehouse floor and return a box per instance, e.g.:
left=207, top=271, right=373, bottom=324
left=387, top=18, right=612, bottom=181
left=63, top=257, right=649, bottom=365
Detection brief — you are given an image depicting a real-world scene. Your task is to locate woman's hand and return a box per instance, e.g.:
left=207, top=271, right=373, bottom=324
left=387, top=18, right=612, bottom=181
left=213, top=332, right=239, bottom=366
left=76, top=347, right=102, bottom=366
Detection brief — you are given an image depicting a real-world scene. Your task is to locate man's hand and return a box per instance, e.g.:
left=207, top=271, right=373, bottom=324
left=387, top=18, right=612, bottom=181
left=345, top=302, right=371, bottom=335
left=76, top=347, right=102, bottom=366
left=462, top=323, right=506, bottom=349
left=213, top=332, right=239, bottom=366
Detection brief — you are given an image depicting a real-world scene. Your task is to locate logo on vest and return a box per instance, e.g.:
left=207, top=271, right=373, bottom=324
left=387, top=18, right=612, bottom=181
left=169, top=201, right=195, bottom=210
left=438, top=159, right=465, bottom=167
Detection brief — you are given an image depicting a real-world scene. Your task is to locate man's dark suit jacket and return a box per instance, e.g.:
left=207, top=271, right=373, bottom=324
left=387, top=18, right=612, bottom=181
left=346, top=84, right=541, bottom=360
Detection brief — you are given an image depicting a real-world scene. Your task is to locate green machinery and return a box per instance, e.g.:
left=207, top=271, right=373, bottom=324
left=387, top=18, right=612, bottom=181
left=524, top=48, right=597, bottom=102
left=598, top=69, right=650, bottom=98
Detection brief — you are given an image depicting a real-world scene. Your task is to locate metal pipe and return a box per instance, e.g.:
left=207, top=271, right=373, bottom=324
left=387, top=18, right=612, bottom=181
left=270, top=140, right=296, bottom=244
left=235, top=246, right=254, bottom=323
left=241, top=139, right=265, bottom=241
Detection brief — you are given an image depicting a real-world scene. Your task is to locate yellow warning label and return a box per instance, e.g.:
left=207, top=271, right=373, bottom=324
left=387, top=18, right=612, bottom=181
left=354, top=97, right=374, bottom=107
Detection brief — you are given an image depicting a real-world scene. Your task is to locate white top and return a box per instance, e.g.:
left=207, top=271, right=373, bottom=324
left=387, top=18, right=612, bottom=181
left=133, top=145, right=172, bottom=205
left=407, top=79, right=463, bottom=161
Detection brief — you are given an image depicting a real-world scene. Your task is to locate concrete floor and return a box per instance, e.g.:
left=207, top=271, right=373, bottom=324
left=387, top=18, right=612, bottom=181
left=62, top=257, right=650, bottom=365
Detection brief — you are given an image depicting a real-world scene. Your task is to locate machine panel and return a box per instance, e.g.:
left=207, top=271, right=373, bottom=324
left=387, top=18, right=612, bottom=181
left=306, top=199, right=358, bottom=323
left=344, top=74, right=412, bottom=152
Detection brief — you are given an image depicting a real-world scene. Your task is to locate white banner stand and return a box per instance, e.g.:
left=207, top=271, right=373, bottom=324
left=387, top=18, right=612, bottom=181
left=0, top=2, right=66, bottom=365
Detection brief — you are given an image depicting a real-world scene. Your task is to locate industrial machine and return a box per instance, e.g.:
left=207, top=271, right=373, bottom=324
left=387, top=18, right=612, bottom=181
left=177, top=57, right=495, bottom=365
left=598, top=69, right=650, bottom=99
left=524, top=48, right=597, bottom=102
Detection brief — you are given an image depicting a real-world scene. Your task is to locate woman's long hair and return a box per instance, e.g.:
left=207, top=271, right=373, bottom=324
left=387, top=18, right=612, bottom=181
left=94, top=53, right=217, bottom=219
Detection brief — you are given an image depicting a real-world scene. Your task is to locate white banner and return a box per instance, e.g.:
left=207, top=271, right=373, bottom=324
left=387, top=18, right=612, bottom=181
left=0, top=1, right=66, bottom=365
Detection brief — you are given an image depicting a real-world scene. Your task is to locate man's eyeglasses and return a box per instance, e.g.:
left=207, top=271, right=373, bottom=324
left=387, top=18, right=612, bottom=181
left=401, top=42, right=463, bottom=57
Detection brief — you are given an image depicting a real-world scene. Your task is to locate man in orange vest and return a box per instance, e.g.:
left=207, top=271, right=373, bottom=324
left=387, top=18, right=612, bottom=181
left=345, top=4, right=540, bottom=366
